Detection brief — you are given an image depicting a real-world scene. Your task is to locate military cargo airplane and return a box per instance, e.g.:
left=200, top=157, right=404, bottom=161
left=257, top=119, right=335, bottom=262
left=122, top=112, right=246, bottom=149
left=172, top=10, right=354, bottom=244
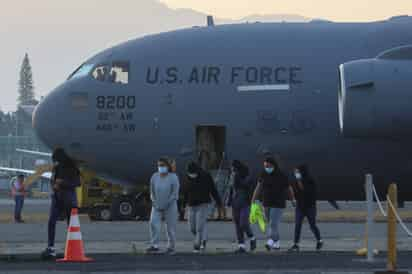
left=31, top=15, right=412, bottom=205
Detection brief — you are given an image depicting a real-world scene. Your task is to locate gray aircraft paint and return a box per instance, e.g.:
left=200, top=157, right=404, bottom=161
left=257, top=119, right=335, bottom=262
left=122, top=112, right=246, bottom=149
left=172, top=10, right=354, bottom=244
left=33, top=16, right=412, bottom=201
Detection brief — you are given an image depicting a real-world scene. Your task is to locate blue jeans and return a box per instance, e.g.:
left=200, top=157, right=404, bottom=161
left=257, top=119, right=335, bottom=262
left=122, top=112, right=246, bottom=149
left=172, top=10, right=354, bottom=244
left=48, top=191, right=77, bottom=247
left=14, top=195, right=24, bottom=221
left=266, top=207, right=283, bottom=242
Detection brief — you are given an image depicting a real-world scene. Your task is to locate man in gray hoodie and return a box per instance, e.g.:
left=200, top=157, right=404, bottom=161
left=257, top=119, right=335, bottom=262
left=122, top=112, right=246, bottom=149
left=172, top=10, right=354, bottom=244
left=146, top=158, right=180, bottom=255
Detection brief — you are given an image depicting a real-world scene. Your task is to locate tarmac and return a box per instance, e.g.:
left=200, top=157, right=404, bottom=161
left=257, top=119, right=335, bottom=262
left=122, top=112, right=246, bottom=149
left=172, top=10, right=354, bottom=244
left=0, top=199, right=411, bottom=273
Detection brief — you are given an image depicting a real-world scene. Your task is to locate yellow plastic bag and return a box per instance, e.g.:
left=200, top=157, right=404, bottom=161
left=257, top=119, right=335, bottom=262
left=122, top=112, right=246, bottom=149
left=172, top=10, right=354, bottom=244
left=249, top=202, right=266, bottom=233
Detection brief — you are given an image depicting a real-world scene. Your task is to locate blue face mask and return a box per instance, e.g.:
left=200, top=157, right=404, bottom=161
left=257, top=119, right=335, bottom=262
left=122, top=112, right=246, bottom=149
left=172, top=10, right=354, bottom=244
left=158, top=166, right=168, bottom=174
left=265, top=167, right=274, bottom=174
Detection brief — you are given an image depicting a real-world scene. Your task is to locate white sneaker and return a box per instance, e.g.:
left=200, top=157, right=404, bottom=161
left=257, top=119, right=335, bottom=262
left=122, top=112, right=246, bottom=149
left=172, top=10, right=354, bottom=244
left=265, top=239, right=274, bottom=251
left=273, top=241, right=280, bottom=250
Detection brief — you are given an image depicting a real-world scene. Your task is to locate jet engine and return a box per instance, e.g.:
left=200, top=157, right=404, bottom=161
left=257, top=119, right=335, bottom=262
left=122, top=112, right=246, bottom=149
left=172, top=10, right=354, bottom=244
left=339, top=45, right=412, bottom=138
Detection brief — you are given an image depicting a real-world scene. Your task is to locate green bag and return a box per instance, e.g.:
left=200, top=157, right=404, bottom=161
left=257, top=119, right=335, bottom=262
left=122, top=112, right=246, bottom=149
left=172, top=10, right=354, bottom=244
left=249, top=202, right=266, bottom=233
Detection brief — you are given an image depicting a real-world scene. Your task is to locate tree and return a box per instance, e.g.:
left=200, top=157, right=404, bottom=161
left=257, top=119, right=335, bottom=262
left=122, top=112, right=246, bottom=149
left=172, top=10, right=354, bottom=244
left=18, top=53, right=36, bottom=106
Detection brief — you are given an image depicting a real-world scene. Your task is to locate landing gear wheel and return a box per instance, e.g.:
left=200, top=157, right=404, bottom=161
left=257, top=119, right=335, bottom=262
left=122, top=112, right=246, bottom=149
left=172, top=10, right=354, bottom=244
left=120, top=201, right=133, bottom=216
left=135, top=192, right=151, bottom=221
left=112, top=197, right=137, bottom=220
left=99, top=207, right=112, bottom=221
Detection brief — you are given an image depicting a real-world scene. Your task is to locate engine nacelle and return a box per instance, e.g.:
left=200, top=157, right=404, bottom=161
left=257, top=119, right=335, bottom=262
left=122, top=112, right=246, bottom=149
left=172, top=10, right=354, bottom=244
left=339, top=45, right=412, bottom=138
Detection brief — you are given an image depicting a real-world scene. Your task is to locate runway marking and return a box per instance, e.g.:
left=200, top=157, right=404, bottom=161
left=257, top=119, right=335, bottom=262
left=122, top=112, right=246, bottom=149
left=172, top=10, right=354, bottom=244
left=237, top=84, right=290, bottom=93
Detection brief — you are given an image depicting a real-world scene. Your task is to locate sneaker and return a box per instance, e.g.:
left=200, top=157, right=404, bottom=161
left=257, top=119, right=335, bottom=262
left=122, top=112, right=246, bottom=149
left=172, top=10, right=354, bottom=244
left=250, top=238, right=257, bottom=252
left=316, top=240, right=323, bottom=251
left=165, top=248, right=176, bottom=255
left=145, top=246, right=160, bottom=254
left=288, top=244, right=300, bottom=252
left=265, top=239, right=274, bottom=251
left=41, top=247, right=56, bottom=260
left=193, top=244, right=200, bottom=253
left=273, top=241, right=280, bottom=250
left=235, top=247, right=247, bottom=254
left=200, top=240, right=207, bottom=252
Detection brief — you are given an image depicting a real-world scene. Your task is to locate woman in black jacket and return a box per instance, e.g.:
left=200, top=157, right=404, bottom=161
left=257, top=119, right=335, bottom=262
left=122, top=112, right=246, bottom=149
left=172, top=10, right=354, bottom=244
left=289, top=164, right=323, bottom=251
left=228, top=160, right=256, bottom=253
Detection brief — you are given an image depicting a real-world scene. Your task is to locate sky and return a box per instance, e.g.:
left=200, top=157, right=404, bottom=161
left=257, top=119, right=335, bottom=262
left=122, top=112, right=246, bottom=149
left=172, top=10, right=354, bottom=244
left=0, top=0, right=411, bottom=112
left=160, top=0, right=412, bottom=21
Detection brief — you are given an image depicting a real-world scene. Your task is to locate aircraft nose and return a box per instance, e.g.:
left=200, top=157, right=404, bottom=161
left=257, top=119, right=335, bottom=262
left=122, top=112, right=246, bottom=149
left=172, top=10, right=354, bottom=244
left=33, top=89, right=69, bottom=148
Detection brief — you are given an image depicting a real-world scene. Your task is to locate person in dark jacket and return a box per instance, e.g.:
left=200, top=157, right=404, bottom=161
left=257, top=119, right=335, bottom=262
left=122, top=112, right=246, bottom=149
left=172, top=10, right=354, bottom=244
left=252, top=157, right=295, bottom=251
left=183, top=161, right=222, bottom=252
left=42, top=148, right=81, bottom=259
left=289, top=164, right=323, bottom=251
left=228, top=160, right=256, bottom=253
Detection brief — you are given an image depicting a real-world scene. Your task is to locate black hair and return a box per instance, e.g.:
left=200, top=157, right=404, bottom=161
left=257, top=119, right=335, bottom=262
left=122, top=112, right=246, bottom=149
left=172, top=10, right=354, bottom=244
left=264, top=157, right=278, bottom=170
left=232, top=160, right=249, bottom=178
left=17, top=174, right=25, bottom=180
left=52, top=148, right=76, bottom=168
left=158, top=157, right=172, bottom=171
left=186, top=161, right=200, bottom=174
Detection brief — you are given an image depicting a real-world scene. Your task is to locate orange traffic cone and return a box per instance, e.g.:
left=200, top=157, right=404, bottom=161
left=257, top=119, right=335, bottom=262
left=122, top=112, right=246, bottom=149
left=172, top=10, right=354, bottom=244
left=57, top=208, right=93, bottom=262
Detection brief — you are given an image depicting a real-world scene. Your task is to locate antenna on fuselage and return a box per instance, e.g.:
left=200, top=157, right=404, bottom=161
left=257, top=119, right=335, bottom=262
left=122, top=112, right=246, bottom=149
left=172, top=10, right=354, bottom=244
left=207, top=15, right=215, bottom=27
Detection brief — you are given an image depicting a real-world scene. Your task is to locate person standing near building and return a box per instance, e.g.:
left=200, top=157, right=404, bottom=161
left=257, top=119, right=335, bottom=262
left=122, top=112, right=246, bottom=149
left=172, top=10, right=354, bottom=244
left=146, top=158, right=180, bottom=255
left=289, top=164, right=323, bottom=251
left=183, top=161, right=222, bottom=252
left=251, top=157, right=295, bottom=251
left=228, top=160, right=256, bottom=253
left=41, top=148, right=81, bottom=259
left=11, top=175, right=26, bottom=223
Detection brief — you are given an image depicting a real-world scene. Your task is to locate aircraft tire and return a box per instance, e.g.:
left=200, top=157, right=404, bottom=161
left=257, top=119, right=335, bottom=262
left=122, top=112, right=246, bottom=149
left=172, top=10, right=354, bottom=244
left=112, top=196, right=137, bottom=221
left=135, top=192, right=151, bottom=221
left=98, top=206, right=113, bottom=221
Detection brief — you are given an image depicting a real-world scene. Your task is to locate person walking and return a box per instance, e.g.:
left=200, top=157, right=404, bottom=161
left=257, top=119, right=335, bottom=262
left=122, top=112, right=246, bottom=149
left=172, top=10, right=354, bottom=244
left=289, top=164, right=323, bottom=251
left=146, top=158, right=180, bottom=255
left=251, top=157, right=295, bottom=251
left=228, top=160, right=256, bottom=253
left=11, top=175, right=26, bottom=223
left=41, top=148, right=81, bottom=259
left=183, top=161, right=222, bottom=252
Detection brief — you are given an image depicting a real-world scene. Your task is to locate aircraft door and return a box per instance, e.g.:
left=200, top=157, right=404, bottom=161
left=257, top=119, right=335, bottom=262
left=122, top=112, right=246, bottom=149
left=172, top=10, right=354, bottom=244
left=195, top=126, right=226, bottom=171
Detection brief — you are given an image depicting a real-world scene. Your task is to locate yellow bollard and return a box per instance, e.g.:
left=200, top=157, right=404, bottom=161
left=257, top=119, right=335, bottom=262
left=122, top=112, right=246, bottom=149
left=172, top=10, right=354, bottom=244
left=387, top=183, right=397, bottom=272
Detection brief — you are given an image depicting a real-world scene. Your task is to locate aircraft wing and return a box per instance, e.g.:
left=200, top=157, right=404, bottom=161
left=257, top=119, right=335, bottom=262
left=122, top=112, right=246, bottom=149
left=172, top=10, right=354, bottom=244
left=0, top=167, right=52, bottom=180
left=16, top=148, right=52, bottom=157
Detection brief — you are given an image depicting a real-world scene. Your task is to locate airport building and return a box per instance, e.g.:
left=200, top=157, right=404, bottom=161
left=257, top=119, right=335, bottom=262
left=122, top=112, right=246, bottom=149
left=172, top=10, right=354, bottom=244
left=0, top=104, right=50, bottom=197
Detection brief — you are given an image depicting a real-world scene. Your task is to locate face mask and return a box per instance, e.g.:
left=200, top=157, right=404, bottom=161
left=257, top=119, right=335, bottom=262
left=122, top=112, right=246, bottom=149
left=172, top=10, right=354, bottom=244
left=158, top=166, right=168, bottom=174
left=295, top=172, right=302, bottom=180
left=188, top=173, right=198, bottom=179
left=265, top=167, right=274, bottom=174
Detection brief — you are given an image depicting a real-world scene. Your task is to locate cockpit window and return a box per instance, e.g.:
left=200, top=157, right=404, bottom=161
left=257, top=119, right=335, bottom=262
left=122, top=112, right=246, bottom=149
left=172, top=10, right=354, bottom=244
left=109, top=62, right=129, bottom=84
left=92, top=65, right=109, bottom=82
left=91, top=62, right=129, bottom=84
left=68, top=63, right=94, bottom=80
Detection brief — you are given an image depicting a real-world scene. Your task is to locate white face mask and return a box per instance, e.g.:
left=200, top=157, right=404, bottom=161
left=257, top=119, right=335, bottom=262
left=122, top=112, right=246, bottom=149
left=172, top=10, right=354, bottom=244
left=158, top=166, right=168, bottom=174
left=188, top=173, right=198, bottom=179
left=295, top=172, right=302, bottom=180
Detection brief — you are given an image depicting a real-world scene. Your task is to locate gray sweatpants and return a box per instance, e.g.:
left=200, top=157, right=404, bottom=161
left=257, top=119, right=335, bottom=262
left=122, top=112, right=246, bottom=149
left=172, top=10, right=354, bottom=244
left=266, top=207, right=283, bottom=242
left=188, top=203, right=209, bottom=246
left=150, top=203, right=178, bottom=249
